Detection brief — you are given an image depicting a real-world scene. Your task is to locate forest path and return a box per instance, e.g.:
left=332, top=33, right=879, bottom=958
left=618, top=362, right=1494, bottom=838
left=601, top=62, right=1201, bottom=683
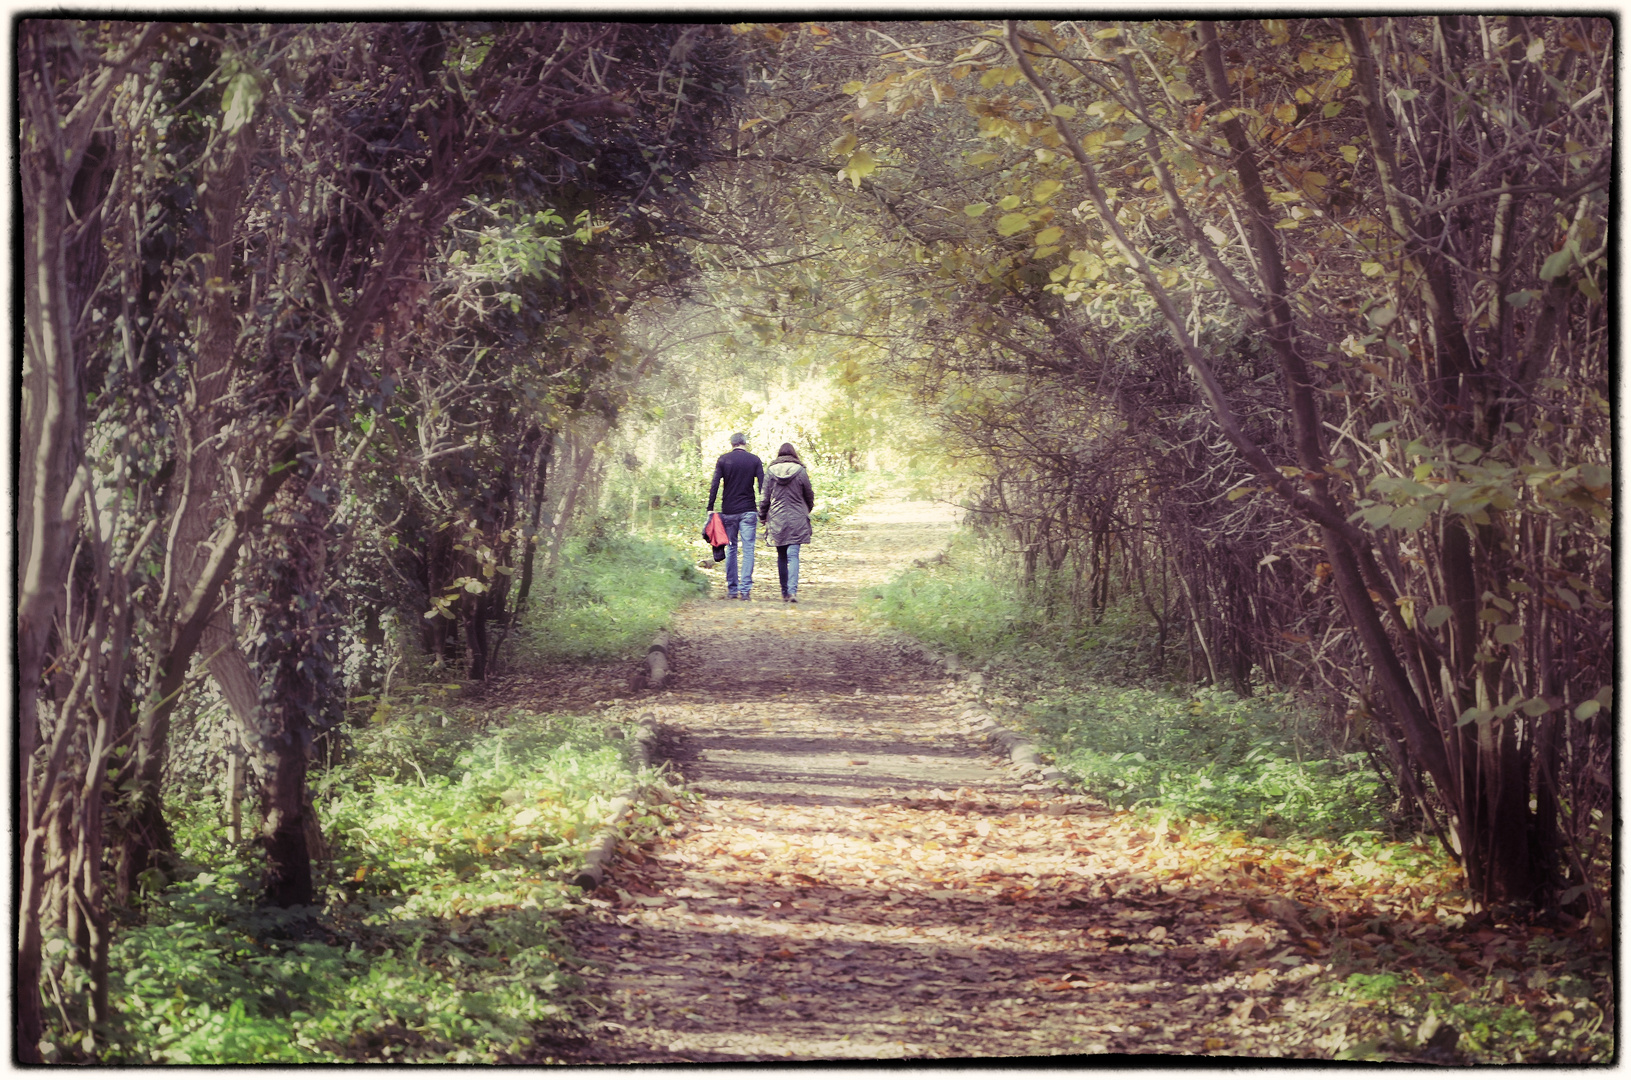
left=554, top=492, right=1298, bottom=1063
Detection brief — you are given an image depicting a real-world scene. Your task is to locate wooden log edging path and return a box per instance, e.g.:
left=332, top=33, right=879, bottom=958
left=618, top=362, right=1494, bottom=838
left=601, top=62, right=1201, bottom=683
left=572, top=711, right=658, bottom=891
left=574, top=625, right=677, bottom=890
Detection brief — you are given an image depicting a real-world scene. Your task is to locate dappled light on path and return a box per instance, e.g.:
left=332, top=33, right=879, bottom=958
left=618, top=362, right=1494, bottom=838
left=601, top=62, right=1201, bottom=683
left=557, top=493, right=1357, bottom=1062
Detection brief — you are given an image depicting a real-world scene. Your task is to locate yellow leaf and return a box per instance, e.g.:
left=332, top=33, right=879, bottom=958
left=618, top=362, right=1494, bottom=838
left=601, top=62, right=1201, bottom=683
left=1032, top=179, right=1062, bottom=203
left=839, top=149, right=877, bottom=189
left=996, top=212, right=1031, bottom=237
left=830, top=132, right=857, bottom=155
left=1035, top=226, right=1063, bottom=246
left=1274, top=102, right=1298, bottom=124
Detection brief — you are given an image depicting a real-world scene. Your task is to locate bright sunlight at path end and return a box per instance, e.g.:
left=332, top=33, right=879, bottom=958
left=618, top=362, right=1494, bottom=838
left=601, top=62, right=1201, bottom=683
left=558, top=492, right=1318, bottom=1063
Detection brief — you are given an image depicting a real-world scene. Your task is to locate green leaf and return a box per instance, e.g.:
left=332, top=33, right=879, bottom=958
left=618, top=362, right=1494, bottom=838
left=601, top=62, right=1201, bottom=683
left=1122, top=124, right=1151, bottom=143
left=1168, top=82, right=1196, bottom=102
left=1494, top=624, right=1523, bottom=646
left=1457, top=707, right=1492, bottom=727
left=221, top=70, right=263, bottom=134
left=963, top=203, right=991, bottom=217
left=1520, top=697, right=1551, bottom=717
left=968, top=151, right=1001, bottom=166
left=1322, top=101, right=1344, bottom=118
left=1034, top=225, right=1063, bottom=246
left=998, top=194, right=1023, bottom=210
left=1505, top=289, right=1539, bottom=308
left=1032, top=179, right=1063, bottom=203
left=1366, top=302, right=1397, bottom=327
left=1540, top=246, right=1574, bottom=281
left=1359, top=504, right=1394, bottom=528
left=1050, top=103, right=1078, bottom=119
left=1573, top=699, right=1601, bottom=721
left=1388, top=504, right=1427, bottom=532
left=1423, top=605, right=1454, bottom=629
left=996, top=212, right=1031, bottom=237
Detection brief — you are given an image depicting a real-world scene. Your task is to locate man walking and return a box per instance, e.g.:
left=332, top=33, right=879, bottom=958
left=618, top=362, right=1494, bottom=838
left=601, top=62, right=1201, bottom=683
left=707, top=432, right=764, bottom=600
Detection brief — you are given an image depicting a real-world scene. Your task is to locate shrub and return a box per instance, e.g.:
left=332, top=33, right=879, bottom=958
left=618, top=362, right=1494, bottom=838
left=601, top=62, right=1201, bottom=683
left=101, top=708, right=648, bottom=1064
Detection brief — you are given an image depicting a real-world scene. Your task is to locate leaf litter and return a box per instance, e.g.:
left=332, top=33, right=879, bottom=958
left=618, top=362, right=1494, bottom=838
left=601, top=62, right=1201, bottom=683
left=544, top=495, right=1610, bottom=1064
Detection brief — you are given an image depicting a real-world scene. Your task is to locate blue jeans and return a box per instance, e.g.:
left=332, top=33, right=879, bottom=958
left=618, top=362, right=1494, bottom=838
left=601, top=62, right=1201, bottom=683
left=720, top=511, right=757, bottom=596
left=777, top=544, right=800, bottom=598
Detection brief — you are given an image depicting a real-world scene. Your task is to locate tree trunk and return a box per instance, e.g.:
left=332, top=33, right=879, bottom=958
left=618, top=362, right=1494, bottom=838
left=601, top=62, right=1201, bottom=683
left=260, top=727, right=315, bottom=908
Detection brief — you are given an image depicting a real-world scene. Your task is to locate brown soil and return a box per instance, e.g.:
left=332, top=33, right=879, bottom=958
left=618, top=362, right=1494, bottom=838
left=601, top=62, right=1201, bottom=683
left=550, top=493, right=1322, bottom=1063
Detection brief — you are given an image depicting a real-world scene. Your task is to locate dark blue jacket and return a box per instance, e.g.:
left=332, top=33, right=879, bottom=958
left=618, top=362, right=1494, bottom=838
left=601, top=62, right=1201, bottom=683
left=708, top=449, right=763, bottom=514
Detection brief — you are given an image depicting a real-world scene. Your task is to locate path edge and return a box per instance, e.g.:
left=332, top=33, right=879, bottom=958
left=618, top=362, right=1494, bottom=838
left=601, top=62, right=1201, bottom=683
left=571, top=711, right=659, bottom=891
left=895, top=639, right=1072, bottom=787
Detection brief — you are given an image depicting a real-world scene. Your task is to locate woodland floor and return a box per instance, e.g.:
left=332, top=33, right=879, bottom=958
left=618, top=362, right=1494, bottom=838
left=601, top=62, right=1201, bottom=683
left=515, top=493, right=1375, bottom=1066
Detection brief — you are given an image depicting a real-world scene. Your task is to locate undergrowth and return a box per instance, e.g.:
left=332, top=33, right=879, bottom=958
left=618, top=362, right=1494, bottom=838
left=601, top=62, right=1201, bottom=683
left=861, top=530, right=1388, bottom=840
left=519, top=530, right=709, bottom=662
left=94, top=706, right=677, bottom=1064
left=81, top=494, right=724, bottom=1064
left=862, top=525, right=1614, bottom=1064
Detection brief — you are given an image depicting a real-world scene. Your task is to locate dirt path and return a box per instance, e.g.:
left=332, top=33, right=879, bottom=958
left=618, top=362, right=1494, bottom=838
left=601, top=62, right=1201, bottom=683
left=554, top=493, right=1311, bottom=1063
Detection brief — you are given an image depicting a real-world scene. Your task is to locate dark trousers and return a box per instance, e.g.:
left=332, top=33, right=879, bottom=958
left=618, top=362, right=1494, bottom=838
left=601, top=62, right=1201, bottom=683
left=776, top=543, right=801, bottom=597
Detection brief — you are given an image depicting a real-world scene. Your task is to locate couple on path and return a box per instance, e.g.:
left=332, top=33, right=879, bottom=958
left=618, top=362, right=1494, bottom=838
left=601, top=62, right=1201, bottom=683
left=706, top=432, right=814, bottom=603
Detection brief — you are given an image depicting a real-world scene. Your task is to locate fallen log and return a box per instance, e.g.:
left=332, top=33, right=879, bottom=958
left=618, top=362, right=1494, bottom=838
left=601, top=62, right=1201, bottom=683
left=644, top=630, right=671, bottom=690
left=573, top=716, right=657, bottom=891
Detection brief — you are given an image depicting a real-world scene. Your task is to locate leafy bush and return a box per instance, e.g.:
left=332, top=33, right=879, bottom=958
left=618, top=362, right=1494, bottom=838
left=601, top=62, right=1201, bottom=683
left=865, top=528, right=1393, bottom=841
left=520, top=531, right=708, bottom=661
left=101, top=707, right=654, bottom=1064
left=1026, top=686, right=1392, bottom=838
left=862, top=532, right=1030, bottom=656
left=861, top=529, right=1178, bottom=683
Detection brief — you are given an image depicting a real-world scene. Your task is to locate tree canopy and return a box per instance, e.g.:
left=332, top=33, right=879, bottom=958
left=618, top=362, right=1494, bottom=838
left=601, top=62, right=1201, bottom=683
left=18, top=15, right=1611, bottom=1063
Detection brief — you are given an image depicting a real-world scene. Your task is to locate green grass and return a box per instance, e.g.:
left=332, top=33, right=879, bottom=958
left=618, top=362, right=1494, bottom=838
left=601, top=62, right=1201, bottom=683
left=519, top=530, right=709, bottom=661
left=861, top=530, right=1392, bottom=840
left=91, top=707, right=674, bottom=1064
left=1028, top=686, right=1393, bottom=839
left=861, top=525, right=1616, bottom=1065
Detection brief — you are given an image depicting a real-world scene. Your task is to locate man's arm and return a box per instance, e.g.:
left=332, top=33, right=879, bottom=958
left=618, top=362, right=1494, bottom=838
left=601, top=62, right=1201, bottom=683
left=707, top=463, right=723, bottom=512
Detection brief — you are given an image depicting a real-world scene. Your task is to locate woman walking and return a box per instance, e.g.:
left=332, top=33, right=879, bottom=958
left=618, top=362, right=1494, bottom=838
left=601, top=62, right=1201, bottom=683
left=759, top=442, right=816, bottom=603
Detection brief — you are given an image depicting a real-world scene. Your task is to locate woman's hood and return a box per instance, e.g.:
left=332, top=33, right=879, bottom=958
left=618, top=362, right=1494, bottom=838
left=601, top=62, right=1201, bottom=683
left=767, top=460, right=804, bottom=480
